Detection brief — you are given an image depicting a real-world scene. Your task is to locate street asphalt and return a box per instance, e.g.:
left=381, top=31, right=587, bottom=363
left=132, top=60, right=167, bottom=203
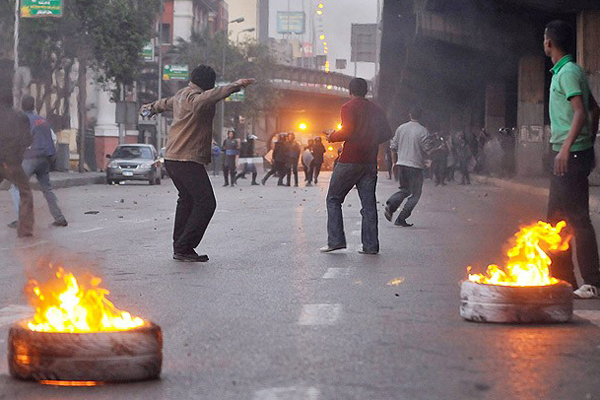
left=0, top=172, right=599, bottom=400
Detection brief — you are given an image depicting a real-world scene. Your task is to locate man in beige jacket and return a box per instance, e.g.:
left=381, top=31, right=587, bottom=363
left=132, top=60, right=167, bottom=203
left=143, top=65, right=254, bottom=262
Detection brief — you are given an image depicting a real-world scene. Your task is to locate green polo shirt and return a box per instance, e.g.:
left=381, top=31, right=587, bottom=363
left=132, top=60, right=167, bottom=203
left=549, top=54, right=592, bottom=152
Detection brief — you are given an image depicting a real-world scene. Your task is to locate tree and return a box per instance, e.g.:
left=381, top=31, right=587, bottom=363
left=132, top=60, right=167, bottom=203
left=11, top=0, right=161, bottom=171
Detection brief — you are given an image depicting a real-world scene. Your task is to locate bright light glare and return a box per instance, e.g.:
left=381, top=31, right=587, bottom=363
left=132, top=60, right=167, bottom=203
left=298, top=123, right=308, bottom=131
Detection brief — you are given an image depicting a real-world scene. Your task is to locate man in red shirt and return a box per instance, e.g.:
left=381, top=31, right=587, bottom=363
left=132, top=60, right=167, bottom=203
left=321, top=78, right=393, bottom=254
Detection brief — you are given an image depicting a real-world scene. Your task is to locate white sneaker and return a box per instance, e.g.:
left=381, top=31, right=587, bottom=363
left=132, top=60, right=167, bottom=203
left=319, top=245, right=346, bottom=253
left=573, top=284, right=599, bottom=299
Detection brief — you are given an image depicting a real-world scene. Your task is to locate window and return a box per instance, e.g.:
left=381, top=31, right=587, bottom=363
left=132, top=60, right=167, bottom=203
left=160, top=23, right=171, bottom=44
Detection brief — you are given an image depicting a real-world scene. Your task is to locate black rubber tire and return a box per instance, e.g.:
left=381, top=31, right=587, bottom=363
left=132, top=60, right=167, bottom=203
left=460, top=280, right=573, bottom=323
left=149, top=173, right=156, bottom=186
left=8, top=322, right=162, bottom=382
left=107, top=179, right=114, bottom=185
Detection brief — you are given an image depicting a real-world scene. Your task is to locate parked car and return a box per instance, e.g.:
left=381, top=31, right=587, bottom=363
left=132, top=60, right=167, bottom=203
left=106, top=144, right=162, bottom=185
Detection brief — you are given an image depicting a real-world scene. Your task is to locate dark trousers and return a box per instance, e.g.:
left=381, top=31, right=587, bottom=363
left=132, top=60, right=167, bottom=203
left=459, top=161, right=470, bottom=184
left=431, top=158, right=446, bottom=185
left=308, top=162, right=322, bottom=183
left=223, top=156, right=236, bottom=185
left=165, top=161, right=217, bottom=254
left=386, top=165, right=424, bottom=221
left=302, top=161, right=309, bottom=181
left=326, top=163, right=379, bottom=252
left=286, top=163, right=298, bottom=186
left=0, top=163, right=34, bottom=237
left=262, top=161, right=286, bottom=185
left=235, top=163, right=257, bottom=184
left=547, top=148, right=600, bottom=288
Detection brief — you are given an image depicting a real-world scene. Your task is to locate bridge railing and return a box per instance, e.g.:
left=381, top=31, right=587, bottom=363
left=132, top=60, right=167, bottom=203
left=269, top=65, right=357, bottom=95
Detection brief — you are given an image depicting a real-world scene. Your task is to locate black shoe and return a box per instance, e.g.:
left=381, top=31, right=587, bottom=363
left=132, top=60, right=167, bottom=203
left=261, top=179, right=266, bottom=186
left=251, top=182, right=259, bottom=186
left=384, top=206, right=393, bottom=222
left=7, top=221, right=17, bottom=229
left=51, top=219, right=68, bottom=227
left=173, top=252, right=209, bottom=262
left=394, top=218, right=413, bottom=228
left=223, top=183, right=229, bottom=187
left=358, top=249, right=379, bottom=255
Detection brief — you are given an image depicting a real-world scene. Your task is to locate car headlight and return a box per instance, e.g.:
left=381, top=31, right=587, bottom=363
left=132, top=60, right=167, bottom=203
left=108, top=161, right=119, bottom=168
left=141, top=162, right=154, bottom=169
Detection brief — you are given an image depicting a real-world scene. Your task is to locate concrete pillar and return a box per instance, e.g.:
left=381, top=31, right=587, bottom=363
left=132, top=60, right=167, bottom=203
left=257, top=0, right=269, bottom=45
left=578, top=10, right=600, bottom=184
left=94, top=87, right=118, bottom=169
left=173, top=0, right=194, bottom=42
left=484, top=82, right=506, bottom=134
left=516, top=55, right=546, bottom=177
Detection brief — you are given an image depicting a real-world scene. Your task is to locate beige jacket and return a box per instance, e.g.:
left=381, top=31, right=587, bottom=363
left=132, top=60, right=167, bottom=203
left=151, top=82, right=242, bottom=165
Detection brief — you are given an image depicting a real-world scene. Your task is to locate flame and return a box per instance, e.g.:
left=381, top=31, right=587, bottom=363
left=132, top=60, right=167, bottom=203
left=26, top=267, right=145, bottom=333
left=467, top=221, right=570, bottom=287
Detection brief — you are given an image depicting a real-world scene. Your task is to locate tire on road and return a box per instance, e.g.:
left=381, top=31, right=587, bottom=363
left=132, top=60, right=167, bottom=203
left=460, top=280, right=573, bottom=323
left=8, top=322, right=162, bottom=383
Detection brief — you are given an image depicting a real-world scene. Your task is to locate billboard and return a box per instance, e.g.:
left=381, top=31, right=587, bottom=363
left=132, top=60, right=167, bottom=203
left=163, top=65, right=189, bottom=81
left=21, top=0, right=63, bottom=18
left=277, top=12, right=306, bottom=35
left=351, top=24, right=378, bottom=63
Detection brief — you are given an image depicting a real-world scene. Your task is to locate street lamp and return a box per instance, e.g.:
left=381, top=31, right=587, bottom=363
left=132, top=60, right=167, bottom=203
left=237, top=28, right=256, bottom=43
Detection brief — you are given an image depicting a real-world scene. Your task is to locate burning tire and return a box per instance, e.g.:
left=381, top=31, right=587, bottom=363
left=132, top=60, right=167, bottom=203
left=460, top=280, right=573, bottom=323
left=8, top=322, right=162, bottom=383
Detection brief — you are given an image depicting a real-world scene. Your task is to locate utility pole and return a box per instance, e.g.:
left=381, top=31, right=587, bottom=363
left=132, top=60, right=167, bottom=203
left=13, top=0, right=19, bottom=72
left=157, top=6, right=164, bottom=149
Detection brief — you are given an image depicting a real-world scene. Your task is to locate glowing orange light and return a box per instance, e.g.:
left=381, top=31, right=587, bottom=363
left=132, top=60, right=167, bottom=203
left=337, top=123, right=342, bottom=130
left=40, top=380, right=103, bottom=387
left=316, top=10, right=323, bottom=15
left=298, top=123, right=308, bottom=131
left=467, top=221, right=570, bottom=287
left=318, top=3, right=324, bottom=8
left=26, top=267, right=145, bottom=333
left=319, top=35, right=325, bottom=40
left=328, top=146, right=334, bottom=151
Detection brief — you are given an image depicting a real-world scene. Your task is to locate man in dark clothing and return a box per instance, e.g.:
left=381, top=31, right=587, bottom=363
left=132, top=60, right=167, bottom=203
left=0, top=92, right=34, bottom=238
left=222, top=130, right=239, bottom=187
left=143, top=65, right=254, bottom=262
left=307, top=137, right=326, bottom=186
left=234, top=134, right=259, bottom=185
left=286, top=132, right=301, bottom=187
left=9, top=96, right=67, bottom=229
left=321, top=78, right=393, bottom=254
left=430, top=131, right=448, bottom=186
left=262, top=134, right=288, bottom=186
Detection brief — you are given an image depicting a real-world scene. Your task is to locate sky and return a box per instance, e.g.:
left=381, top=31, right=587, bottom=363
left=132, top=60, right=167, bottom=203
left=267, top=0, right=381, bottom=79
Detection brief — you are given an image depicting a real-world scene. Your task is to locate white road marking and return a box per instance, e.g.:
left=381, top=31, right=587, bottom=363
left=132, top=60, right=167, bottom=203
left=574, top=310, right=600, bottom=327
left=253, top=386, right=320, bottom=400
left=298, top=304, right=342, bottom=326
left=18, top=240, right=49, bottom=250
left=80, top=227, right=104, bottom=234
left=0, top=305, right=33, bottom=328
left=322, top=268, right=352, bottom=279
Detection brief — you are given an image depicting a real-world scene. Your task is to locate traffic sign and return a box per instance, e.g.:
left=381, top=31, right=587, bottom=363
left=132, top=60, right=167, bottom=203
left=163, top=65, right=189, bottom=81
left=21, top=0, right=63, bottom=18
left=141, top=42, right=154, bottom=62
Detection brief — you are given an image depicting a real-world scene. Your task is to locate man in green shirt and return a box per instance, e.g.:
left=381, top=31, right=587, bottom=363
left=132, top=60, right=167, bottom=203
left=544, top=20, right=600, bottom=299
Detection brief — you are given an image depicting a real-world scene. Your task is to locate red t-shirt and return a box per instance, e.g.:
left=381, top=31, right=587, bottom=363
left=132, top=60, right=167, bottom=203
left=329, top=98, right=392, bottom=164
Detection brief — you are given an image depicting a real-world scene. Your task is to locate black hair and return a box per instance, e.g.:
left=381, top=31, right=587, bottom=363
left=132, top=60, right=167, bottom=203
left=349, top=78, right=368, bottom=97
left=410, top=106, right=423, bottom=120
left=21, top=95, right=35, bottom=112
left=545, top=20, right=574, bottom=53
left=191, top=65, right=217, bottom=90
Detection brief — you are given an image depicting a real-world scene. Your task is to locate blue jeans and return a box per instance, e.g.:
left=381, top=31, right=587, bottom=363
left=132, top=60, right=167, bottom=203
left=386, top=165, right=424, bottom=221
left=326, top=163, right=379, bottom=252
left=10, top=157, right=65, bottom=223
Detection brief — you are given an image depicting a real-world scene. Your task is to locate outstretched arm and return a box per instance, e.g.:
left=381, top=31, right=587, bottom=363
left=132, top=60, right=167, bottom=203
left=191, top=79, right=255, bottom=112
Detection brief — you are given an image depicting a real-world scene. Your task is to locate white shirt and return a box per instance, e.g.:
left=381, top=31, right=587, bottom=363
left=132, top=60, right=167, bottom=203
left=390, top=120, right=432, bottom=169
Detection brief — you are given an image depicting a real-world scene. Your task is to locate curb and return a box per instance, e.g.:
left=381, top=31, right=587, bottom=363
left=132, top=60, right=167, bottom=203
left=0, top=173, right=105, bottom=191
left=472, top=174, right=600, bottom=215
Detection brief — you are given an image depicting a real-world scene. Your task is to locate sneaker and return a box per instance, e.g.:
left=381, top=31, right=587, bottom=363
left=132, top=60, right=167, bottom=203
left=173, top=252, right=209, bottom=262
left=7, top=221, right=17, bottom=229
left=319, top=245, right=346, bottom=253
left=51, top=219, right=69, bottom=227
left=358, top=249, right=379, bottom=255
left=384, top=206, right=393, bottom=222
left=573, top=284, right=599, bottom=299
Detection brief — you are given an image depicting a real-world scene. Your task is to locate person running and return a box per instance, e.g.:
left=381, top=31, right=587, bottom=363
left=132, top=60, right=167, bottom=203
left=0, top=91, right=34, bottom=238
left=384, top=107, right=433, bottom=228
left=286, top=132, right=301, bottom=187
left=234, top=134, right=259, bottom=186
left=543, top=20, right=600, bottom=299
left=321, top=78, right=393, bottom=254
left=262, top=134, right=288, bottom=186
left=307, top=137, right=326, bottom=186
left=8, top=95, right=68, bottom=229
left=142, top=65, right=255, bottom=262
left=222, top=130, right=239, bottom=187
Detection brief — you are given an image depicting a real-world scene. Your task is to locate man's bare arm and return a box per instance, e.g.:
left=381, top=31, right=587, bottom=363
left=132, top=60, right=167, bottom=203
left=555, top=95, right=586, bottom=176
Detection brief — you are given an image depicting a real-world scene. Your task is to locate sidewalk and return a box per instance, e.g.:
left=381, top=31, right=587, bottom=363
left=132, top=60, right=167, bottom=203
left=472, top=174, right=600, bottom=215
left=0, top=172, right=105, bottom=191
